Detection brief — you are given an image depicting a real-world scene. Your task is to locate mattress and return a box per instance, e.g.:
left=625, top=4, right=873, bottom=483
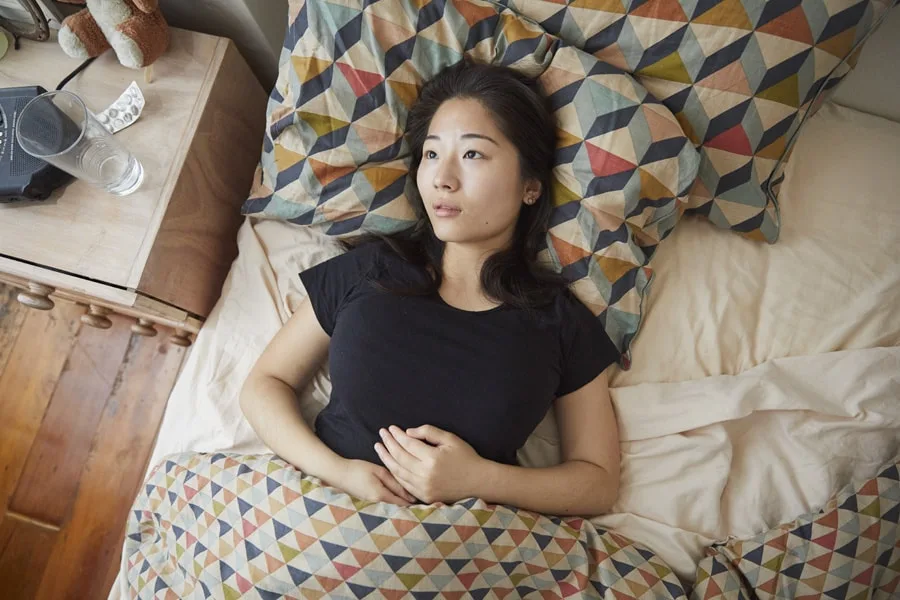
left=111, top=100, right=900, bottom=596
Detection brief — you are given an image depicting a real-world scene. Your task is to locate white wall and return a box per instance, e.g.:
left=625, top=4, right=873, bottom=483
left=158, top=0, right=287, bottom=91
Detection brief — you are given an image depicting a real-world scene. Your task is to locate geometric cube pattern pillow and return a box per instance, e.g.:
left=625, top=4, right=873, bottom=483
left=125, top=452, right=690, bottom=599
left=495, top=0, right=897, bottom=242
left=690, top=459, right=900, bottom=600
left=242, top=0, right=700, bottom=363
left=538, top=45, right=699, bottom=362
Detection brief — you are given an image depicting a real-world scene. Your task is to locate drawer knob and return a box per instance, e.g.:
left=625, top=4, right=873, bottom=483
left=131, top=318, right=158, bottom=337
left=170, top=329, right=192, bottom=347
left=81, top=305, right=113, bottom=329
left=17, top=282, right=55, bottom=310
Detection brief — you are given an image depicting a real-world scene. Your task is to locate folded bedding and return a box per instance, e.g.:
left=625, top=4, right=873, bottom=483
left=124, top=453, right=688, bottom=599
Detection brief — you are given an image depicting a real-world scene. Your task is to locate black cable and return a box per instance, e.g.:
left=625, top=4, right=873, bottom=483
left=56, top=56, right=97, bottom=91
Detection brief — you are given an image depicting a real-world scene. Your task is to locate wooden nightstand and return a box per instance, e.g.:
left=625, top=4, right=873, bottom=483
left=0, top=28, right=267, bottom=346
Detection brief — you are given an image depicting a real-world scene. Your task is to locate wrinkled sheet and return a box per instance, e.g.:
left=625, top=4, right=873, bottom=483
left=111, top=102, right=900, bottom=597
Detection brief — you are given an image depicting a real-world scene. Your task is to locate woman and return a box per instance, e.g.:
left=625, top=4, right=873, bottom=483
left=240, top=60, right=621, bottom=517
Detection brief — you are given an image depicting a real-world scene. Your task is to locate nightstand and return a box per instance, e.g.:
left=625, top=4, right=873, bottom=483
left=0, top=28, right=267, bottom=346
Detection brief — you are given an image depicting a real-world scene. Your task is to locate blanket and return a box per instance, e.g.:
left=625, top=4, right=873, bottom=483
left=124, top=453, right=687, bottom=599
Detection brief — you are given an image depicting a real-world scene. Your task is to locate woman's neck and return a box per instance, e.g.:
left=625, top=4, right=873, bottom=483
left=438, top=240, right=506, bottom=310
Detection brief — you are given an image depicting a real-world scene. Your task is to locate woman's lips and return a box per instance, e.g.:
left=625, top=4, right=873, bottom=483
left=434, top=204, right=462, bottom=218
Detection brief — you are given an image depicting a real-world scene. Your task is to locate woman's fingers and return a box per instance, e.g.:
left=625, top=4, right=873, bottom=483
left=376, top=468, right=417, bottom=504
left=379, top=428, right=420, bottom=470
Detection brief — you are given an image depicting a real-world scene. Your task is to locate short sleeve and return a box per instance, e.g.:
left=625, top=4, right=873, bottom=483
left=556, top=294, right=621, bottom=397
left=298, top=242, right=379, bottom=336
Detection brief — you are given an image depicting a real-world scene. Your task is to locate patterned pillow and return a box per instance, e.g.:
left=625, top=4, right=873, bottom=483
left=690, top=459, right=900, bottom=599
left=125, top=452, right=690, bottom=599
left=242, top=0, right=700, bottom=362
left=496, top=0, right=897, bottom=242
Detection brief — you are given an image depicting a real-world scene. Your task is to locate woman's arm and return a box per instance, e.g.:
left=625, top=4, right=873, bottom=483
left=239, top=299, right=343, bottom=480
left=375, top=371, right=620, bottom=516
left=478, top=370, right=620, bottom=516
left=240, top=299, right=415, bottom=505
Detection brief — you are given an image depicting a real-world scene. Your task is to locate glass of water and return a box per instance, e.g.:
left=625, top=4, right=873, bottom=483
left=15, top=90, right=144, bottom=196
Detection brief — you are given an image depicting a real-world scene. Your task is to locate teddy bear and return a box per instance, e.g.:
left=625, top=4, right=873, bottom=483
left=57, top=0, right=169, bottom=69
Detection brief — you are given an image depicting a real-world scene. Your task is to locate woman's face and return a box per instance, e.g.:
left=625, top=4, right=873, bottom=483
left=416, top=97, right=538, bottom=248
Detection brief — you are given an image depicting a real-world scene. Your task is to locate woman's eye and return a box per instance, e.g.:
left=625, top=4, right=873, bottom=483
left=424, top=150, right=437, bottom=159
left=464, top=150, right=482, bottom=159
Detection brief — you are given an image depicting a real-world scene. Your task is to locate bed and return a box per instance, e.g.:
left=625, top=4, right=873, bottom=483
left=111, top=3, right=900, bottom=598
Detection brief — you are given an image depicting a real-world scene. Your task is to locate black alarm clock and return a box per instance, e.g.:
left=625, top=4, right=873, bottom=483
left=0, top=86, right=73, bottom=203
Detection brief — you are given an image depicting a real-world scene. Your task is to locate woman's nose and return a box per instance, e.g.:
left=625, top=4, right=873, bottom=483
left=433, top=161, right=458, bottom=191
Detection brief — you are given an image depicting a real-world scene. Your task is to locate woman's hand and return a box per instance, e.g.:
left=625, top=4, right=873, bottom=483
left=325, top=458, right=417, bottom=506
left=375, top=425, right=487, bottom=505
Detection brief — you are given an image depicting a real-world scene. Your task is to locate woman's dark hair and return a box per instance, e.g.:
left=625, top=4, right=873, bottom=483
left=348, top=58, right=566, bottom=309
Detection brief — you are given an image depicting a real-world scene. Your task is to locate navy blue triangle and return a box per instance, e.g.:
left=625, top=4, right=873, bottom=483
left=641, top=137, right=688, bottom=165
left=411, top=592, right=439, bottom=600
left=172, top=525, right=185, bottom=540
left=164, top=460, right=176, bottom=473
left=824, top=581, right=850, bottom=600
left=714, top=161, right=753, bottom=195
left=423, top=522, right=450, bottom=541
left=756, top=50, right=813, bottom=96
left=349, top=582, right=377, bottom=598
left=194, top=542, right=207, bottom=557
left=483, top=527, right=505, bottom=544
left=168, top=491, right=177, bottom=504
left=237, top=497, right=253, bottom=516
left=840, top=493, right=858, bottom=512
left=145, top=484, right=154, bottom=496
left=324, top=212, right=367, bottom=236
left=245, top=540, right=263, bottom=561
left=359, top=512, right=387, bottom=532
left=877, top=547, right=893, bottom=567
left=189, top=503, right=204, bottom=519
left=836, top=537, right=858, bottom=557
left=220, top=561, right=235, bottom=581
left=258, top=589, right=282, bottom=600
left=818, top=2, right=867, bottom=44
left=303, top=496, right=326, bottom=517
left=663, top=580, right=685, bottom=597
left=794, top=522, right=813, bottom=541
left=551, top=568, right=570, bottom=581
left=446, top=558, right=469, bottom=574
left=287, top=565, right=312, bottom=586
left=540, top=7, right=567, bottom=37
left=470, top=590, right=490, bottom=600
left=634, top=26, right=690, bottom=71
left=273, top=519, right=292, bottom=539
left=756, top=114, right=794, bottom=153
left=210, top=482, right=222, bottom=497
left=742, top=544, right=764, bottom=565
left=218, top=519, right=232, bottom=536
left=755, top=0, right=802, bottom=28
left=154, top=575, right=168, bottom=592
left=184, top=470, right=196, bottom=483
left=704, top=99, right=753, bottom=142
left=266, top=477, right=280, bottom=495
left=385, top=554, right=413, bottom=572
left=711, top=557, right=731, bottom=575
left=881, top=464, right=899, bottom=481
left=584, top=15, right=625, bottom=56
left=140, top=559, right=151, bottom=574
left=501, top=561, right=519, bottom=575
left=516, top=586, right=537, bottom=596
left=237, top=463, right=253, bottom=476
left=587, top=105, right=640, bottom=137
left=200, top=580, right=212, bottom=599
left=320, top=539, right=346, bottom=561
left=127, top=533, right=142, bottom=543
left=882, top=501, right=899, bottom=524
left=533, top=533, right=553, bottom=550
left=695, top=34, right=752, bottom=82
left=612, top=557, right=635, bottom=577
left=782, top=562, right=804, bottom=581
left=210, top=453, right=226, bottom=463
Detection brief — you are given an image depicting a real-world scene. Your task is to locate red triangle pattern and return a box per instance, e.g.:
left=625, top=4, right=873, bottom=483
left=336, top=62, right=385, bottom=98
left=585, top=142, right=637, bottom=177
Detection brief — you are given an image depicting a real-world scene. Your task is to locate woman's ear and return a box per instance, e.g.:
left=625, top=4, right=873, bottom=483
left=523, top=180, right=542, bottom=205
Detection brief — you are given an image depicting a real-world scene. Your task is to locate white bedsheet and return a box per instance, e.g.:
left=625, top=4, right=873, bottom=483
left=112, top=101, right=900, bottom=596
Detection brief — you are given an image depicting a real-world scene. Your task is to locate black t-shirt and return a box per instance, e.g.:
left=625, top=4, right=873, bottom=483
left=299, top=241, right=619, bottom=467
